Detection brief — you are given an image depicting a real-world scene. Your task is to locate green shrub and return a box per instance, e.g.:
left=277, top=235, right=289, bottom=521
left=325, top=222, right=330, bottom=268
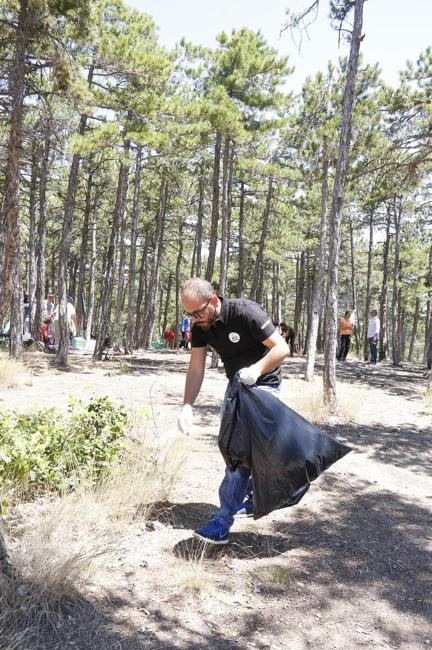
left=0, top=396, right=129, bottom=497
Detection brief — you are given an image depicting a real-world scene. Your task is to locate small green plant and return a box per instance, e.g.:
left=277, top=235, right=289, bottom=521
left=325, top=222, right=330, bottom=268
left=0, top=397, right=129, bottom=497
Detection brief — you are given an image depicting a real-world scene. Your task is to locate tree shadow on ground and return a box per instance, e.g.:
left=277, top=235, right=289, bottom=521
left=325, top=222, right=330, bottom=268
left=270, top=476, right=431, bottom=621
left=173, top=531, right=291, bottom=561
left=0, top=576, right=254, bottom=649
left=148, top=501, right=217, bottom=530
left=283, top=355, right=427, bottom=402
left=324, top=420, right=432, bottom=475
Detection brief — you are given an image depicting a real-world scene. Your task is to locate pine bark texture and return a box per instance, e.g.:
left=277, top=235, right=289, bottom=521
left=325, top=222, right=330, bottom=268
left=305, top=155, right=329, bottom=381
left=323, top=0, right=364, bottom=410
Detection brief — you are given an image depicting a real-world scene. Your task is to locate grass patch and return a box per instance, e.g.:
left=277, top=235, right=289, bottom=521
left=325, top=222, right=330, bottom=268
left=0, top=432, right=187, bottom=648
left=252, top=563, right=297, bottom=586
left=0, top=353, right=27, bottom=389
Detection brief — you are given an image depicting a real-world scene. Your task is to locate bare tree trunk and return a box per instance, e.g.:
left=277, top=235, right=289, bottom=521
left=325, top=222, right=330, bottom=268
left=28, top=143, right=39, bottom=333
left=302, top=252, right=312, bottom=355
left=294, top=252, right=305, bottom=349
left=250, top=176, right=273, bottom=304
left=116, top=114, right=133, bottom=325
left=125, top=145, right=142, bottom=354
left=140, top=177, right=168, bottom=349
left=33, top=117, right=51, bottom=341
left=134, top=228, right=148, bottom=347
left=76, top=172, right=93, bottom=331
left=348, top=217, right=360, bottom=354
left=423, top=245, right=432, bottom=365
left=305, top=153, right=329, bottom=381
left=94, top=134, right=131, bottom=359
left=379, top=209, right=391, bottom=361
left=219, top=136, right=230, bottom=296
left=85, top=208, right=97, bottom=341
left=363, top=210, right=374, bottom=360
left=162, top=272, right=173, bottom=337
left=192, top=161, right=204, bottom=277
left=407, top=297, right=420, bottom=362
left=323, top=0, right=364, bottom=411
left=391, top=197, right=402, bottom=367
left=237, top=180, right=245, bottom=297
left=0, top=0, right=29, bottom=359
left=56, top=64, right=94, bottom=366
left=206, top=131, right=221, bottom=282
left=174, top=222, right=184, bottom=348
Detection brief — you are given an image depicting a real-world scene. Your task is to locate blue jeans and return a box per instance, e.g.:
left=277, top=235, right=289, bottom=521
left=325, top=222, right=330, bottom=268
left=213, top=383, right=281, bottom=530
left=369, top=337, right=378, bottom=364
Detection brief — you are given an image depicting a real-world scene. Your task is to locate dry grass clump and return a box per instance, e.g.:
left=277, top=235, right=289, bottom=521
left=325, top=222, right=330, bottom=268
left=252, top=563, right=296, bottom=586
left=0, top=352, right=27, bottom=389
left=425, top=380, right=432, bottom=407
left=0, top=434, right=188, bottom=648
left=286, top=377, right=368, bottom=424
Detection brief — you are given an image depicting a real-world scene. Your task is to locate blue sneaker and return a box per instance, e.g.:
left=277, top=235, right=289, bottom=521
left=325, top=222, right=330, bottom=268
left=234, top=497, right=254, bottom=518
left=193, top=520, right=230, bottom=545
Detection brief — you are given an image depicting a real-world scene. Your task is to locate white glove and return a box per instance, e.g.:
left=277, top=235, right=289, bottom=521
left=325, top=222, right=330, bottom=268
left=238, top=364, right=261, bottom=386
left=178, top=403, right=193, bottom=435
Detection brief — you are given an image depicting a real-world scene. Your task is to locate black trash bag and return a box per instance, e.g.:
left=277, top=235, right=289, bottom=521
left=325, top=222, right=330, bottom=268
left=218, top=376, right=351, bottom=519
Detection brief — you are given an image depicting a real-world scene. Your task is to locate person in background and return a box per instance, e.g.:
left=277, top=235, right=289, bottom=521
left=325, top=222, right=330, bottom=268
left=179, top=314, right=191, bottom=350
left=44, top=294, right=55, bottom=318
left=164, top=326, right=175, bottom=349
left=367, top=309, right=380, bottom=365
left=337, top=311, right=354, bottom=362
left=281, top=323, right=296, bottom=357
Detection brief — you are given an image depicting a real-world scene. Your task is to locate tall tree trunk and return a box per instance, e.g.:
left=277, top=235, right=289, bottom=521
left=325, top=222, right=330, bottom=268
left=76, top=172, right=93, bottom=331
left=33, top=117, right=51, bottom=341
left=206, top=131, right=221, bottom=282
left=305, top=153, right=329, bottom=381
left=303, top=252, right=312, bottom=355
left=140, top=177, right=168, bottom=349
left=94, top=134, right=131, bottom=359
left=56, top=64, right=94, bottom=366
left=162, top=272, right=173, bottom=337
left=27, top=142, right=39, bottom=334
left=363, top=210, right=374, bottom=360
left=174, top=222, right=184, bottom=348
left=134, top=228, right=148, bottom=347
left=294, top=251, right=305, bottom=348
left=116, top=113, right=133, bottom=324
left=323, top=0, right=364, bottom=411
left=250, top=176, right=273, bottom=304
left=219, top=136, right=230, bottom=296
left=125, top=145, right=142, bottom=355
left=348, top=217, right=360, bottom=354
left=423, top=245, right=432, bottom=365
left=408, top=296, right=420, bottom=362
left=226, top=140, right=234, bottom=273
left=0, top=0, right=30, bottom=359
left=85, top=208, right=97, bottom=341
left=192, top=160, right=204, bottom=277
left=237, top=180, right=245, bottom=297
left=379, top=208, right=391, bottom=361
left=391, top=197, right=402, bottom=367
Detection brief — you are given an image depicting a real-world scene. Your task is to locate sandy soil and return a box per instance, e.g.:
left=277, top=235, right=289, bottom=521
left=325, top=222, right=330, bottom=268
left=0, top=349, right=431, bottom=650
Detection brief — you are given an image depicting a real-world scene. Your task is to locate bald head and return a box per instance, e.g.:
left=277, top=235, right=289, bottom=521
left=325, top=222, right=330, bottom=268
left=181, top=278, right=215, bottom=301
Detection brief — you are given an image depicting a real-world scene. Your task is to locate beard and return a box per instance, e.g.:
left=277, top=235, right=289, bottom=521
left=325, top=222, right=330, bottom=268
left=195, top=305, right=217, bottom=330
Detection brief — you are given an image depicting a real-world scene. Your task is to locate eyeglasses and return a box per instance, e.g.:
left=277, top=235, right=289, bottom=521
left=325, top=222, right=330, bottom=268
left=184, top=297, right=212, bottom=319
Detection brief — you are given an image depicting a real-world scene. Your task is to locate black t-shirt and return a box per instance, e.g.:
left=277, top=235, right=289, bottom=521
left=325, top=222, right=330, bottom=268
left=191, top=298, right=281, bottom=386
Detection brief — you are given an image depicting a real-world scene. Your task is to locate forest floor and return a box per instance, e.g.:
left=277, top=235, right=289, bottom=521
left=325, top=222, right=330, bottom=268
left=0, top=349, right=431, bottom=650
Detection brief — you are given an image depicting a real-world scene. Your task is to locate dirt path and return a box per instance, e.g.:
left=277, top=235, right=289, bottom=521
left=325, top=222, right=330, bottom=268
left=1, top=351, right=431, bottom=650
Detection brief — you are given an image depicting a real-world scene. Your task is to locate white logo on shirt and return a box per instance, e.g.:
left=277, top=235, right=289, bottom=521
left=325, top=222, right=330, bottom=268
left=229, top=332, right=240, bottom=343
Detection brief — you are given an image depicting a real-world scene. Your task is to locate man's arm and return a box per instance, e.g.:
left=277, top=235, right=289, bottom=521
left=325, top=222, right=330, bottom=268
left=183, top=346, right=207, bottom=405
left=255, top=331, right=290, bottom=376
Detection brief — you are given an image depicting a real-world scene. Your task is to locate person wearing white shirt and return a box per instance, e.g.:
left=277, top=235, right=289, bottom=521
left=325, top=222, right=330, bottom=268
left=367, top=309, right=380, bottom=365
